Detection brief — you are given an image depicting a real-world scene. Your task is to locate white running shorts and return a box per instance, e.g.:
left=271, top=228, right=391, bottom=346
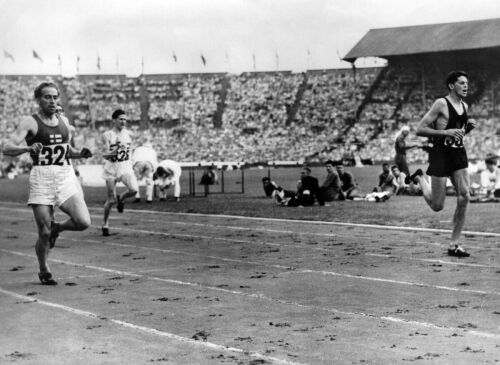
left=28, top=165, right=82, bottom=207
left=102, top=161, right=139, bottom=192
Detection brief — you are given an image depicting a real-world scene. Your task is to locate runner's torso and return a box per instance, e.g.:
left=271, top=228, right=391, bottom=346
left=433, top=97, right=468, bottom=149
left=26, top=114, right=71, bottom=167
left=104, top=129, right=132, bottom=163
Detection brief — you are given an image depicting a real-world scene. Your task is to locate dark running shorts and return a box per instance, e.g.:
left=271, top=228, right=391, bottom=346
left=426, top=146, right=468, bottom=177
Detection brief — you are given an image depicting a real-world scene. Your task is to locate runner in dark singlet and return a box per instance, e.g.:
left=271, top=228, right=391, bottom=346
left=409, top=71, right=477, bottom=257
left=4, top=82, right=93, bottom=285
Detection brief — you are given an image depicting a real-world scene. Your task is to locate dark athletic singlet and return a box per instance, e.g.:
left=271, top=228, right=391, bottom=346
left=426, top=97, right=469, bottom=177
left=26, top=114, right=71, bottom=166
left=433, top=97, right=468, bottom=149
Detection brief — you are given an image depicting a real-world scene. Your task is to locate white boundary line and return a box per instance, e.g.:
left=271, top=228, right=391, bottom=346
left=7, top=224, right=500, bottom=280
left=297, top=269, right=500, bottom=296
left=0, top=249, right=500, bottom=340
left=112, top=226, right=500, bottom=271
left=2, top=210, right=497, bottom=252
left=97, top=206, right=500, bottom=239
left=8, top=238, right=498, bottom=297
left=3, top=202, right=500, bottom=239
left=0, top=287, right=304, bottom=365
left=3, top=247, right=500, bottom=340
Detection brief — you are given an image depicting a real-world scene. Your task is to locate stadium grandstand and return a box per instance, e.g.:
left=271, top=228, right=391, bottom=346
left=2, top=18, right=500, bottom=171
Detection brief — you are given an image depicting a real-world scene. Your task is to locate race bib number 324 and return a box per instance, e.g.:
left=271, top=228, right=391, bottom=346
left=38, top=144, right=70, bottom=166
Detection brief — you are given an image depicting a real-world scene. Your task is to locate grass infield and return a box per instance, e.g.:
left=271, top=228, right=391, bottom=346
left=0, top=164, right=497, bottom=235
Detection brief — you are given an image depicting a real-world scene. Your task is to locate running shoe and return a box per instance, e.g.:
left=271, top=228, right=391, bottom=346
left=38, top=272, right=58, bottom=285
left=102, top=226, right=110, bottom=237
left=448, top=245, right=470, bottom=257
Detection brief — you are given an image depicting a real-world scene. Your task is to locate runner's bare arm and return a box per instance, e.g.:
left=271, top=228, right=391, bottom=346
left=416, top=99, right=464, bottom=140
left=3, top=117, right=42, bottom=156
left=101, top=132, right=119, bottom=160
left=464, top=103, right=477, bottom=134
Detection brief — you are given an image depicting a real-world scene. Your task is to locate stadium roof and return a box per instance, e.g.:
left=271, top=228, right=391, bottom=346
left=344, top=18, right=500, bottom=62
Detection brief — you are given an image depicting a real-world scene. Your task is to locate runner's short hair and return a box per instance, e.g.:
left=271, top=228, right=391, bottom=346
left=112, top=109, right=126, bottom=120
left=34, top=82, right=60, bottom=99
left=446, top=71, right=468, bottom=90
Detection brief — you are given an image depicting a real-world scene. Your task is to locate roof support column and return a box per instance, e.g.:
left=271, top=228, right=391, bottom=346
left=420, top=62, right=426, bottom=111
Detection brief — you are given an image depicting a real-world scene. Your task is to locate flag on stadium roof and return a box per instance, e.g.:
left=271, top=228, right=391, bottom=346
left=32, top=49, right=43, bottom=62
left=76, top=55, right=80, bottom=73
left=97, top=54, right=101, bottom=71
left=201, top=53, right=206, bottom=66
left=172, top=51, right=177, bottom=63
left=275, top=51, right=279, bottom=70
left=57, top=54, right=62, bottom=66
left=3, top=50, right=14, bottom=62
left=252, top=53, right=256, bottom=71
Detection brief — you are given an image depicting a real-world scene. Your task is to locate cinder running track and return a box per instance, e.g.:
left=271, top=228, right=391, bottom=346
left=0, top=202, right=499, bottom=364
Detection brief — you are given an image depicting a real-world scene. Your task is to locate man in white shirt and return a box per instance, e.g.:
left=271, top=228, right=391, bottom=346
left=155, top=159, right=182, bottom=201
left=480, top=153, right=500, bottom=198
left=132, top=142, right=158, bottom=203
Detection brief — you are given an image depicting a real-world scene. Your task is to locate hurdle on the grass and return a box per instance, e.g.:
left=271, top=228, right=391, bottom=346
left=182, top=161, right=246, bottom=197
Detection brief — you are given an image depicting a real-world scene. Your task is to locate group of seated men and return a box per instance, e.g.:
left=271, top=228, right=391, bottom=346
left=263, top=160, right=362, bottom=207
left=374, top=162, right=422, bottom=196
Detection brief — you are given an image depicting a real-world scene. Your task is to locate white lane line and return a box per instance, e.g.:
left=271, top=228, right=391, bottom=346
left=2, top=206, right=499, bottom=251
left=110, top=226, right=500, bottom=264
left=1, top=213, right=497, bottom=261
left=91, top=206, right=500, bottom=239
left=4, top=223, right=500, bottom=279
left=3, top=246, right=500, bottom=341
left=70, top=230, right=500, bottom=271
left=297, top=269, right=500, bottom=296
left=3, top=202, right=500, bottom=239
left=366, top=253, right=500, bottom=269
left=9, top=226, right=500, bottom=300
left=0, top=287, right=304, bottom=365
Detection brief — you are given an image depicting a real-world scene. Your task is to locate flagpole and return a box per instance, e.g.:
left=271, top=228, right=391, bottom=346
left=58, top=55, right=62, bottom=76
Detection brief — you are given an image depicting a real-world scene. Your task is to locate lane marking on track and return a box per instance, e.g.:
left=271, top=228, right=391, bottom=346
left=297, top=269, right=500, bottom=296
left=95, top=206, right=500, bottom=238
left=3, top=201, right=500, bottom=239
left=2, top=205, right=499, bottom=250
left=365, top=253, right=500, bottom=269
left=7, top=225, right=500, bottom=292
left=3, top=247, right=500, bottom=340
left=3, top=218, right=500, bottom=274
left=110, top=226, right=500, bottom=265
left=0, top=287, right=305, bottom=365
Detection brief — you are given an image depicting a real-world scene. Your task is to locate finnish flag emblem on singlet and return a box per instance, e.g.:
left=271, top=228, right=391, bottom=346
left=49, top=134, right=63, bottom=144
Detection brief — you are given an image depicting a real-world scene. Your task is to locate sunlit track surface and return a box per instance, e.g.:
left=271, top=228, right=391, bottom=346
left=1, top=202, right=500, bottom=364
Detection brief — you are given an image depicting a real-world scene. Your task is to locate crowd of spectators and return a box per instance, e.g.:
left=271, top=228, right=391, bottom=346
left=147, top=75, right=223, bottom=127
left=62, top=76, right=141, bottom=126
left=2, top=67, right=500, bottom=168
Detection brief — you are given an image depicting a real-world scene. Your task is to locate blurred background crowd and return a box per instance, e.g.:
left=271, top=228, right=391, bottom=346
left=1, top=64, right=499, bottom=175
